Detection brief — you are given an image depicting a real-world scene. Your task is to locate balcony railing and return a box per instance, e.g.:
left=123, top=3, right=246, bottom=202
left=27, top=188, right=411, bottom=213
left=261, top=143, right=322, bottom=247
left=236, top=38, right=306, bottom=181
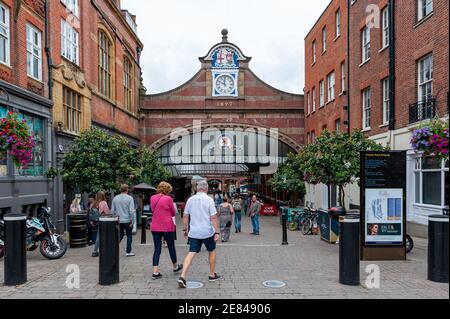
left=409, top=97, right=436, bottom=124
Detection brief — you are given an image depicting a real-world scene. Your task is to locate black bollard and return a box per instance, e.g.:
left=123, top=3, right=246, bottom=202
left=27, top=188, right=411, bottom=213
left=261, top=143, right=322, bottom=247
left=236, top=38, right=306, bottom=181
left=99, top=216, right=119, bottom=286
left=4, top=214, right=27, bottom=286
left=428, top=215, right=449, bottom=283
left=339, top=215, right=360, bottom=286
left=282, top=208, right=288, bottom=245
left=141, top=216, right=147, bottom=244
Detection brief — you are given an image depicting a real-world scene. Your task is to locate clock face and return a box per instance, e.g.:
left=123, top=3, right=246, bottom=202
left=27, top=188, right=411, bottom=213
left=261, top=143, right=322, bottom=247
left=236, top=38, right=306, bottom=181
left=215, top=74, right=235, bottom=95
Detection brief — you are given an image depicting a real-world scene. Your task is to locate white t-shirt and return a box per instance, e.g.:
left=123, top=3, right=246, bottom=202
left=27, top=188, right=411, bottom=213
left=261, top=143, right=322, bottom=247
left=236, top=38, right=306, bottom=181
left=184, top=192, right=217, bottom=239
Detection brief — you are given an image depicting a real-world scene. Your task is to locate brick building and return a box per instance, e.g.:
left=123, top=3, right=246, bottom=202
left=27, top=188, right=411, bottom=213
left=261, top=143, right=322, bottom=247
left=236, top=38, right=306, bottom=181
left=0, top=0, right=55, bottom=220
left=0, top=0, right=143, bottom=229
left=140, top=30, right=304, bottom=200
left=305, top=0, right=449, bottom=234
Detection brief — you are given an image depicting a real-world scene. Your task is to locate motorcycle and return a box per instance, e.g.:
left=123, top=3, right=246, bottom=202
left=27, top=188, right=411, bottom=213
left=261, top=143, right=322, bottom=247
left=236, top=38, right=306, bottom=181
left=0, top=207, right=67, bottom=260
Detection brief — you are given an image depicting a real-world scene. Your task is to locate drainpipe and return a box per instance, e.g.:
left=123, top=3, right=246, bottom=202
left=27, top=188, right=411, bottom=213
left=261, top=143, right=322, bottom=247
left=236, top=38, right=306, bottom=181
left=346, top=0, right=351, bottom=135
left=44, top=0, right=53, bottom=100
left=388, top=0, right=396, bottom=148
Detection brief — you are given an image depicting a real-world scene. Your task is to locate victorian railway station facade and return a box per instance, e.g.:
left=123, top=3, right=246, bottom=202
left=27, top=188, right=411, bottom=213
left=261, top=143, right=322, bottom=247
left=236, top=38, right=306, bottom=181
left=140, top=30, right=305, bottom=202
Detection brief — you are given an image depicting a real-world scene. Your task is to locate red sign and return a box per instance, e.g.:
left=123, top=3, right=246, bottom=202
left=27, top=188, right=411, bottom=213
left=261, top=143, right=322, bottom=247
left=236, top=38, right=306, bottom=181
left=260, top=204, right=278, bottom=216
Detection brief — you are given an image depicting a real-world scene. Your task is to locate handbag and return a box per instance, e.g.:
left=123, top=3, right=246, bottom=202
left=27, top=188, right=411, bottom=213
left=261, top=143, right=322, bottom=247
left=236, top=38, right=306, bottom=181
left=225, top=221, right=232, bottom=228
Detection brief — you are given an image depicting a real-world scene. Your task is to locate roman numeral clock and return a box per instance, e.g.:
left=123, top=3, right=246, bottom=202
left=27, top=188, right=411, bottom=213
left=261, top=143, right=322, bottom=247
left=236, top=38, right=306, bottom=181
left=200, top=29, right=252, bottom=99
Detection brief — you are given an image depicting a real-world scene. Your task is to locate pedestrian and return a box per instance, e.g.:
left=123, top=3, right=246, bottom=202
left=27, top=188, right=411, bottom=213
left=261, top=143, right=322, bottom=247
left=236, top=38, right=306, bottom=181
left=214, top=191, right=223, bottom=208
left=150, top=182, right=183, bottom=280
left=91, top=191, right=110, bottom=257
left=248, top=194, right=262, bottom=235
left=86, top=194, right=96, bottom=245
left=111, top=184, right=136, bottom=257
left=218, top=196, right=234, bottom=242
left=231, top=194, right=243, bottom=233
left=177, top=181, right=221, bottom=288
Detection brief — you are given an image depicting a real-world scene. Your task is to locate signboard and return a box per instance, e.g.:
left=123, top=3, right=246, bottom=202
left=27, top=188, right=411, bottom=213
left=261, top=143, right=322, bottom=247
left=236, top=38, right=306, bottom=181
left=361, top=151, right=407, bottom=260
left=260, top=204, right=278, bottom=216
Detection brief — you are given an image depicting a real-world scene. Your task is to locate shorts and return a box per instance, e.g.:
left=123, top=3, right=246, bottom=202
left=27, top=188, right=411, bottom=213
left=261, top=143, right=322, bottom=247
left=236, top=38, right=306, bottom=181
left=188, top=235, right=216, bottom=253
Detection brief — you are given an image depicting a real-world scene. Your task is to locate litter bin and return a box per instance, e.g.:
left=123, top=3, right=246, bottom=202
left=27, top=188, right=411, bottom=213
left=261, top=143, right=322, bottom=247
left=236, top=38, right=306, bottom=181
left=428, top=215, right=449, bottom=283
left=319, top=207, right=346, bottom=244
left=67, top=213, right=88, bottom=248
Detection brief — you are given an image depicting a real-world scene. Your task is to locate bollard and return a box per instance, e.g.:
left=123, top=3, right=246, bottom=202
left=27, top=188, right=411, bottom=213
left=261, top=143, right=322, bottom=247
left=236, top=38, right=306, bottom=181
left=282, top=208, right=288, bottom=245
left=141, top=215, right=147, bottom=244
left=99, top=216, right=119, bottom=286
left=4, top=214, right=27, bottom=286
left=339, top=215, right=360, bottom=286
left=428, top=215, right=449, bottom=283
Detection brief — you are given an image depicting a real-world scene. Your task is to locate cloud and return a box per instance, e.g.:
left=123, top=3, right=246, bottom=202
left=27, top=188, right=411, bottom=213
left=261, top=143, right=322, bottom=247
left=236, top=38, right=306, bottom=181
left=122, top=0, right=330, bottom=94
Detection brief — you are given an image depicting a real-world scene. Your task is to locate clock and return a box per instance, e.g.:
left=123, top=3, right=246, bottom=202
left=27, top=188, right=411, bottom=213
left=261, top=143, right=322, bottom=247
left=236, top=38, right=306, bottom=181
left=213, top=71, right=238, bottom=97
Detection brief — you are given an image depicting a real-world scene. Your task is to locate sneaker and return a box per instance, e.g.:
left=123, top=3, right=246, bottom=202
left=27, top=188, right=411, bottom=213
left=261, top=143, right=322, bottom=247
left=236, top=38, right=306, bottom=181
left=91, top=252, right=99, bottom=258
left=208, top=273, right=221, bottom=282
left=173, top=264, right=183, bottom=273
left=126, top=252, right=135, bottom=257
left=152, top=273, right=162, bottom=280
left=177, top=277, right=187, bottom=288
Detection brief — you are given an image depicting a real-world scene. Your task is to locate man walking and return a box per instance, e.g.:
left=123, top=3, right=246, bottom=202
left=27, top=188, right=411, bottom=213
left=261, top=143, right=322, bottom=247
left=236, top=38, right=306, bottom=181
left=177, top=181, right=221, bottom=288
left=111, top=184, right=136, bottom=257
left=248, top=195, right=261, bottom=235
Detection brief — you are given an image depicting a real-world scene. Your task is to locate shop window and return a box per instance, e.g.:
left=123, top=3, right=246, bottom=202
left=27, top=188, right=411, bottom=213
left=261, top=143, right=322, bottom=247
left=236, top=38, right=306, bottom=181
left=414, top=157, right=448, bottom=207
left=0, top=105, right=7, bottom=176
left=16, top=113, right=45, bottom=177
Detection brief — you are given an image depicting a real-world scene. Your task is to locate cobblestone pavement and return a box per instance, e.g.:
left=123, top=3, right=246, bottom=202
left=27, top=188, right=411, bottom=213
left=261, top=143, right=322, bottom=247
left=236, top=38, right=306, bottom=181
left=0, top=216, right=448, bottom=299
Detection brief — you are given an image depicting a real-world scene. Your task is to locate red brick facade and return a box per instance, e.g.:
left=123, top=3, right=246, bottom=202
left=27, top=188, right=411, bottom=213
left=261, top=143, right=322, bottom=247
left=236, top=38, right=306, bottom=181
left=140, top=35, right=305, bottom=152
left=304, top=0, right=348, bottom=142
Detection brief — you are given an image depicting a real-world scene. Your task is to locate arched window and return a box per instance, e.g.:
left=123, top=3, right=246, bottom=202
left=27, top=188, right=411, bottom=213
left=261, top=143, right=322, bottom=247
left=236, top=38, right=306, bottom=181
left=123, top=56, right=133, bottom=111
left=98, top=30, right=112, bottom=98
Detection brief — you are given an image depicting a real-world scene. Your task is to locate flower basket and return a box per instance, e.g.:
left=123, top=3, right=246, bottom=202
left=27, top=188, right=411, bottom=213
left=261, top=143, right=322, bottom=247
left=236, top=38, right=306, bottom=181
left=0, top=112, right=36, bottom=168
left=410, top=119, right=449, bottom=159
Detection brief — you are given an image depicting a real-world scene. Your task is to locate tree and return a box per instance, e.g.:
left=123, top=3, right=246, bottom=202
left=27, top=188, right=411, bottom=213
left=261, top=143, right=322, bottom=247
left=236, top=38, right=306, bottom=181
left=269, top=153, right=306, bottom=207
left=62, top=128, right=137, bottom=193
left=298, top=130, right=388, bottom=205
left=132, top=147, right=171, bottom=187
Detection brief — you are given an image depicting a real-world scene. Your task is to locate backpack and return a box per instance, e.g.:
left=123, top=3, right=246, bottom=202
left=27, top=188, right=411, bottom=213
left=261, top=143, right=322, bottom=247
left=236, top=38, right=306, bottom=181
left=89, top=207, right=101, bottom=223
left=232, top=200, right=242, bottom=211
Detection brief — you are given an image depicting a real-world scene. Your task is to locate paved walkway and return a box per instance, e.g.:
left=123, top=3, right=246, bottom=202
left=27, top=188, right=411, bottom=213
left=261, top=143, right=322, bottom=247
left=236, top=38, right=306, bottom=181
left=0, top=216, right=448, bottom=299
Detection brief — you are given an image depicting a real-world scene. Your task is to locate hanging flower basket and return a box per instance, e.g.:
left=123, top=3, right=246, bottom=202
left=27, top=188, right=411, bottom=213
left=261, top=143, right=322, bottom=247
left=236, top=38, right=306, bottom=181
left=0, top=112, right=36, bottom=168
left=410, top=118, right=449, bottom=159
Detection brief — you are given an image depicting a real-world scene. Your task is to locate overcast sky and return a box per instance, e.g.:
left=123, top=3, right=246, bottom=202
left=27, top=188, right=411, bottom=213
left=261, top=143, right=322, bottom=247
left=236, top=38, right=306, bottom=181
left=122, top=0, right=330, bottom=94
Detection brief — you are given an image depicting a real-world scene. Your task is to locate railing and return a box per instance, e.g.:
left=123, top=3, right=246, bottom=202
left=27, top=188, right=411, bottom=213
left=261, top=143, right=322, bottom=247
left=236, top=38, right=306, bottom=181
left=409, top=97, right=436, bottom=124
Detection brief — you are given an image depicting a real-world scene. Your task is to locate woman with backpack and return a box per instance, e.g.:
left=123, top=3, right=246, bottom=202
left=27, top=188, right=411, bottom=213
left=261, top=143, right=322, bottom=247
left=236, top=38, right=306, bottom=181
left=231, top=194, right=243, bottom=233
left=218, top=196, right=234, bottom=242
left=91, top=191, right=110, bottom=258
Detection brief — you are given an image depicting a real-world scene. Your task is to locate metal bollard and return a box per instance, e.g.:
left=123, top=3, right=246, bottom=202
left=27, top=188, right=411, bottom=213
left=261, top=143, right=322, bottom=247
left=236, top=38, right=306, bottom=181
left=4, top=214, right=27, bottom=286
left=428, top=215, right=449, bottom=283
left=99, top=216, right=119, bottom=286
left=339, top=215, right=360, bottom=286
left=282, top=209, right=288, bottom=245
left=141, top=216, right=147, bottom=244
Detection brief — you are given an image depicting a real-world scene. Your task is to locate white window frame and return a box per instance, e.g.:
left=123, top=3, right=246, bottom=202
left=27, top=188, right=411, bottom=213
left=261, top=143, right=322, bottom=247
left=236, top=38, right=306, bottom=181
left=312, top=87, right=316, bottom=112
left=341, top=61, right=346, bottom=93
left=0, top=2, right=10, bottom=66
left=61, top=19, right=79, bottom=65
left=322, top=27, right=327, bottom=52
left=418, top=54, right=433, bottom=103
left=327, top=72, right=335, bottom=102
left=335, top=119, right=341, bottom=132
left=26, top=24, right=42, bottom=81
left=362, top=87, right=371, bottom=130
left=61, top=0, right=79, bottom=17
left=413, top=157, right=448, bottom=207
left=307, top=91, right=311, bottom=114
left=418, top=0, right=433, bottom=21
left=362, top=26, right=371, bottom=63
left=312, top=40, right=316, bottom=63
left=319, top=80, right=325, bottom=107
left=382, top=78, right=390, bottom=125
left=382, top=7, right=389, bottom=49
left=335, top=9, right=341, bottom=38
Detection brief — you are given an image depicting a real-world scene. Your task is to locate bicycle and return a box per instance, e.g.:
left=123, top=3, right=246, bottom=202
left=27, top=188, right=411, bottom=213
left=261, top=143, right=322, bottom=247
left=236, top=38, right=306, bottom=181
left=301, top=208, right=319, bottom=235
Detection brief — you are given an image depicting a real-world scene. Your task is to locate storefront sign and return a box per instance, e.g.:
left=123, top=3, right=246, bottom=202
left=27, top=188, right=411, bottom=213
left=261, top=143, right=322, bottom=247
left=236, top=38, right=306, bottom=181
left=361, top=151, right=407, bottom=248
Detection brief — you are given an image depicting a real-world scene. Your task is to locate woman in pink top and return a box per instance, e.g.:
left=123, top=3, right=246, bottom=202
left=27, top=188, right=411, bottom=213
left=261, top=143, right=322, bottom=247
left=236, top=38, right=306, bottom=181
left=91, top=191, right=110, bottom=257
left=150, top=182, right=183, bottom=279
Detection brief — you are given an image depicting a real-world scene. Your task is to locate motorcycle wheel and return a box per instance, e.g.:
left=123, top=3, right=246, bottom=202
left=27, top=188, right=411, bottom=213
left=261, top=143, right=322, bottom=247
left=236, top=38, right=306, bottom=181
left=40, top=236, right=67, bottom=260
left=406, top=235, right=414, bottom=254
left=0, top=245, right=4, bottom=259
left=289, top=222, right=298, bottom=231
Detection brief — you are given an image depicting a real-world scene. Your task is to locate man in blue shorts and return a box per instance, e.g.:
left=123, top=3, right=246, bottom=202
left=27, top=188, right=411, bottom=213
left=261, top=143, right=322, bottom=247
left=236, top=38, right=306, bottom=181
left=177, top=181, right=221, bottom=288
